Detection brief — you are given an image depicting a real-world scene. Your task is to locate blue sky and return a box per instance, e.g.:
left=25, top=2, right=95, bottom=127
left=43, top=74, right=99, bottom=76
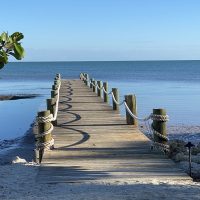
left=2, top=0, right=200, bottom=61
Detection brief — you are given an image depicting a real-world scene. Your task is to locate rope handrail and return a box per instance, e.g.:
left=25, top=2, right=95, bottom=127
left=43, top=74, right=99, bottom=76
left=37, top=80, right=61, bottom=122
left=52, top=81, right=61, bottom=121
left=80, top=73, right=153, bottom=121
left=80, top=72, right=170, bottom=153
left=102, top=87, right=112, bottom=95
left=124, top=101, right=152, bottom=121
left=80, top=73, right=169, bottom=122
left=111, top=92, right=125, bottom=106
left=36, top=76, right=61, bottom=150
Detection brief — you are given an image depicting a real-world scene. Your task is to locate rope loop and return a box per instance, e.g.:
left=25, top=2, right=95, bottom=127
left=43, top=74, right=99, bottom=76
left=150, top=114, right=169, bottom=122
left=152, top=141, right=170, bottom=153
left=36, top=114, right=55, bottom=150
left=37, top=114, right=54, bottom=123
left=150, top=124, right=169, bottom=153
left=36, top=138, right=54, bottom=150
left=35, top=123, right=54, bottom=138
left=151, top=124, right=169, bottom=141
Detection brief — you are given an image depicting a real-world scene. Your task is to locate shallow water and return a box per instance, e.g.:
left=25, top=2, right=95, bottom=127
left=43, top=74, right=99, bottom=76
left=0, top=81, right=51, bottom=140
left=109, top=80, right=200, bottom=125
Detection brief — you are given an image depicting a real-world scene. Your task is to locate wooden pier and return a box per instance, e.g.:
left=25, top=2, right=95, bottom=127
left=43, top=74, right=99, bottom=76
left=36, top=79, right=190, bottom=183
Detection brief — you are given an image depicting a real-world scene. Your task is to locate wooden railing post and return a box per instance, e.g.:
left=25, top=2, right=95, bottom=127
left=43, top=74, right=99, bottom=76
left=92, top=80, right=95, bottom=92
left=80, top=72, right=84, bottom=80
left=83, top=73, right=86, bottom=84
left=90, top=78, right=94, bottom=89
left=94, top=80, right=97, bottom=93
left=52, top=85, right=58, bottom=90
left=80, top=73, right=82, bottom=80
left=37, top=110, right=54, bottom=163
left=54, top=80, right=60, bottom=86
left=112, top=88, right=119, bottom=111
left=46, top=98, right=57, bottom=126
left=51, top=90, right=58, bottom=99
left=125, top=94, right=138, bottom=126
left=84, top=73, right=87, bottom=84
left=103, top=82, right=109, bottom=103
left=86, top=74, right=89, bottom=86
left=97, top=81, right=103, bottom=98
left=56, top=73, right=61, bottom=79
left=152, top=108, right=168, bottom=145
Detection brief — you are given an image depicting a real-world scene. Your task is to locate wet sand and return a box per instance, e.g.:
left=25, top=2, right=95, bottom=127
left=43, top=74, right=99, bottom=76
left=0, top=124, right=36, bottom=165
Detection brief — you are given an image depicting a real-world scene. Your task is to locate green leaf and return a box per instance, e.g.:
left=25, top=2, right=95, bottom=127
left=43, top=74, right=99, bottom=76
left=0, top=31, right=25, bottom=69
left=0, top=51, right=8, bottom=63
left=0, top=55, right=4, bottom=62
left=1, top=32, right=8, bottom=42
left=0, top=62, right=4, bottom=69
left=5, top=42, right=14, bottom=49
left=8, top=36, right=13, bottom=43
left=11, top=32, right=24, bottom=42
left=3, top=51, right=8, bottom=63
left=13, top=43, right=25, bottom=60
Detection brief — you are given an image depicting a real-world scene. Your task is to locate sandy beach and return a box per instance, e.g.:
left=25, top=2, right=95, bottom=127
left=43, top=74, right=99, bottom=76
left=0, top=163, right=200, bottom=200
left=0, top=124, right=200, bottom=200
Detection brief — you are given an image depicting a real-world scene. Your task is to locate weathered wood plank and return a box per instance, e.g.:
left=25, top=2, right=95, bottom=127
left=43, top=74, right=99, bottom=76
left=37, top=79, right=191, bottom=183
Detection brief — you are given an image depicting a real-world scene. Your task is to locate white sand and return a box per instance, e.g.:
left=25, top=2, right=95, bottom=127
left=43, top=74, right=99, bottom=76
left=1, top=125, right=200, bottom=199
left=0, top=161, right=199, bottom=200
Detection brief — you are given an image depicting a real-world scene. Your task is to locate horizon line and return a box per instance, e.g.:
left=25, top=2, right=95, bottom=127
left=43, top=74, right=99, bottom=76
left=10, top=59, right=200, bottom=63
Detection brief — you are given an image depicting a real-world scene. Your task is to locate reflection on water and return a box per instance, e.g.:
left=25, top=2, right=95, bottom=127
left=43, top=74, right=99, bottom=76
left=0, top=81, right=51, bottom=140
left=0, top=98, right=42, bottom=139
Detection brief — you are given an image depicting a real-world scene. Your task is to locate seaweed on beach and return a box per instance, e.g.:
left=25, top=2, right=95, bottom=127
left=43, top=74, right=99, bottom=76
left=0, top=94, right=40, bottom=101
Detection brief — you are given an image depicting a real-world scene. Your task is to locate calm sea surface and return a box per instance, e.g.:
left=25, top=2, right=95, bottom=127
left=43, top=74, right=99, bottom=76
left=1, top=61, right=200, bottom=140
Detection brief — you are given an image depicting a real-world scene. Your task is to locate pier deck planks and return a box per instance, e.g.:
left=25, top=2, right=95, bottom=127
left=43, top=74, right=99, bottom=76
left=37, top=79, right=190, bottom=183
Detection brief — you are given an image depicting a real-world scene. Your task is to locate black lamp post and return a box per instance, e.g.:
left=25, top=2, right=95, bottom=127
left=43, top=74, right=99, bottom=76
left=185, top=142, right=195, bottom=177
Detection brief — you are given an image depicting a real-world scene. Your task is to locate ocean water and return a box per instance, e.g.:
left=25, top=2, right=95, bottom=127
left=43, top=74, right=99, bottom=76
left=1, top=61, right=200, bottom=141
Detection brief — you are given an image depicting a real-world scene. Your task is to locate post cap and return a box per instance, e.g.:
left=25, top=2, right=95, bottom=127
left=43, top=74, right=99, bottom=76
left=185, top=142, right=195, bottom=148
